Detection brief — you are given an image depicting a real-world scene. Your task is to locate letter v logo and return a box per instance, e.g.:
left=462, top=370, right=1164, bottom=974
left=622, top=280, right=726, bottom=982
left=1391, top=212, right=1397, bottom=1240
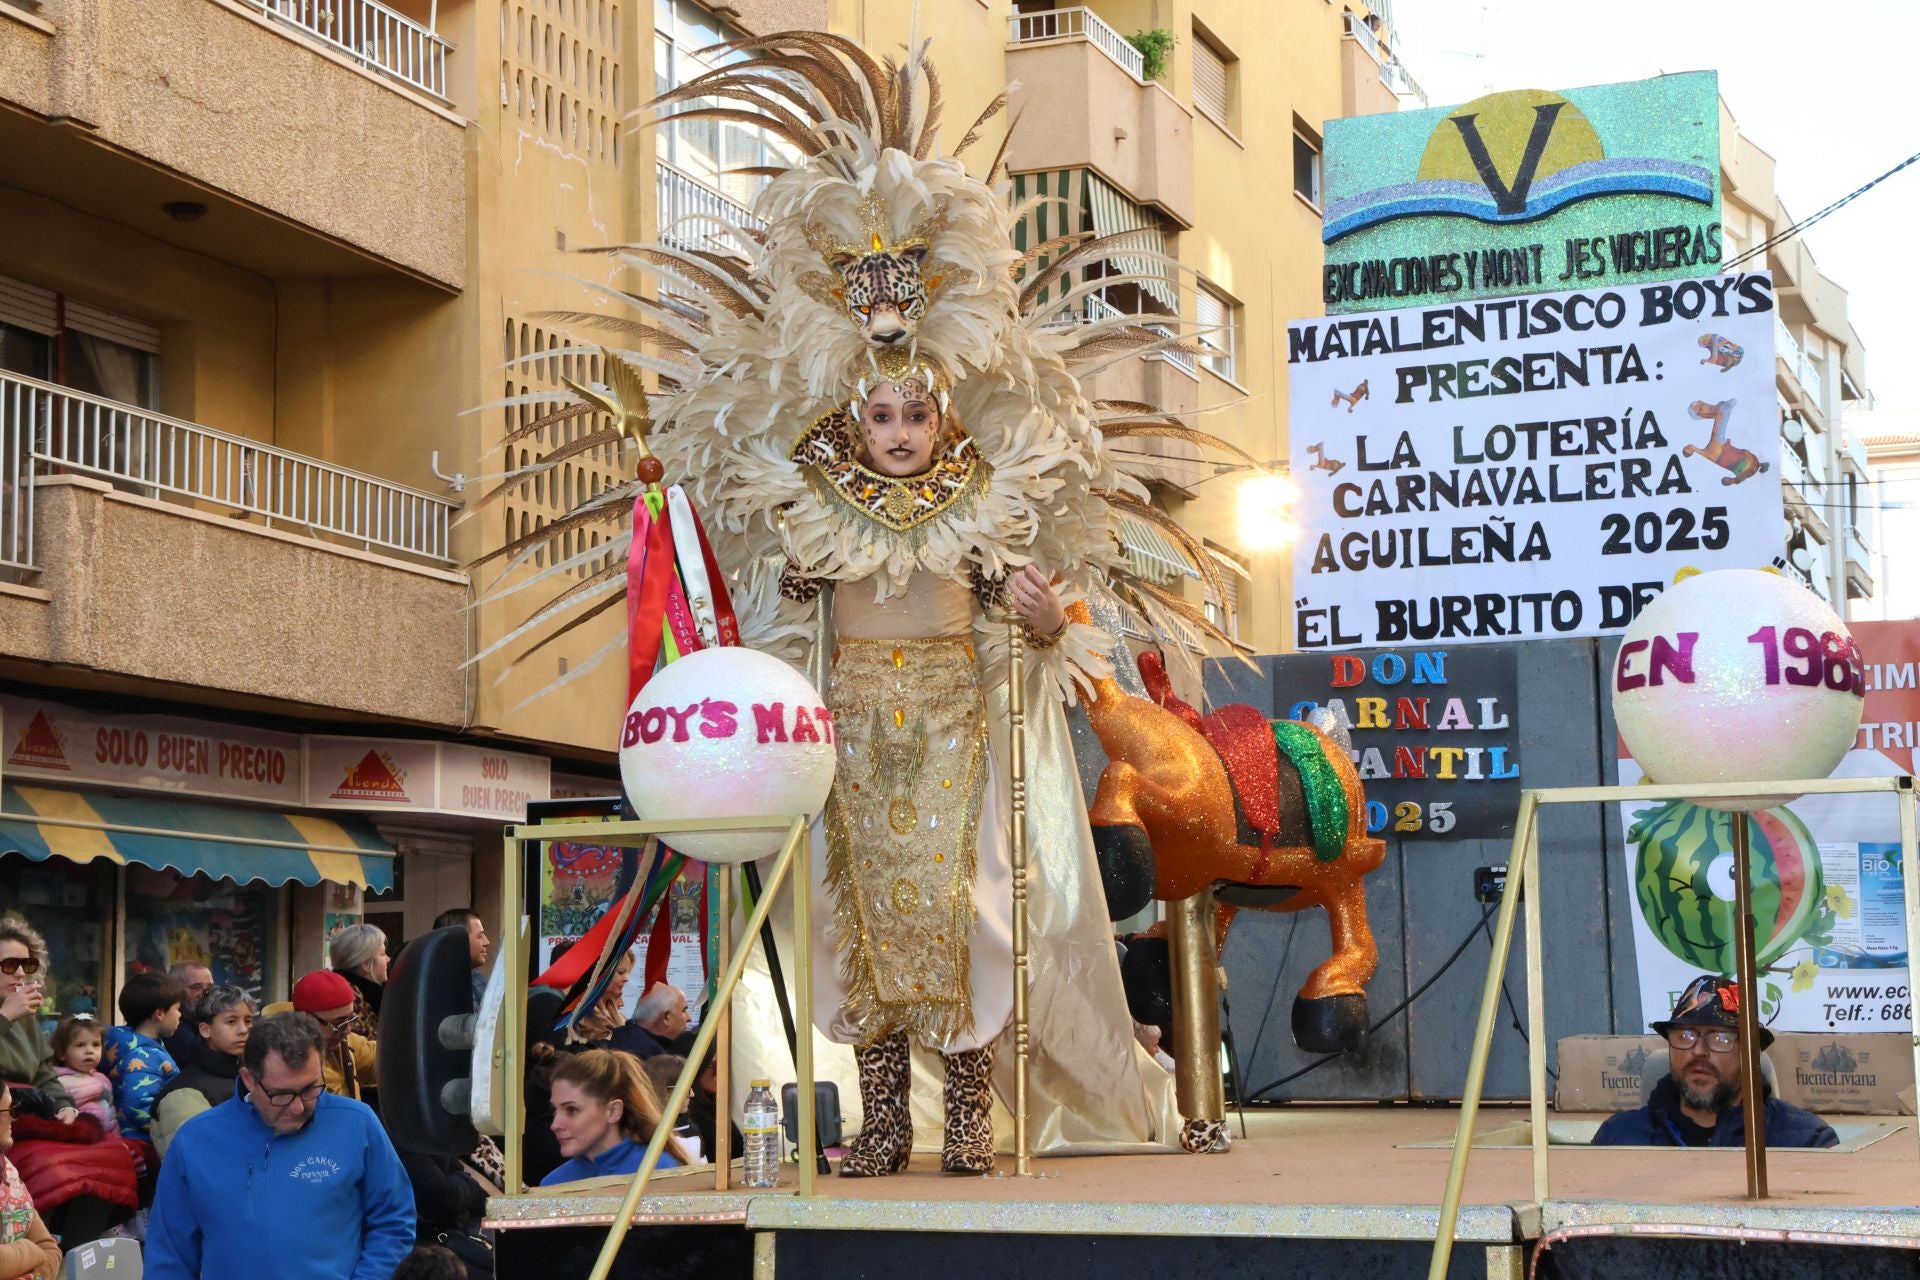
left=1447, top=102, right=1566, bottom=215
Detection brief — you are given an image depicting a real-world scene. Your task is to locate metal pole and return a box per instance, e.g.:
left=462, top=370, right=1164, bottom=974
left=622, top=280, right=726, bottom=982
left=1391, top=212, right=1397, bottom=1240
left=1008, top=618, right=1032, bottom=1178
left=712, top=867, right=731, bottom=1193
left=1729, top=812, right=1768, bottom=1199
left=1168, top=889, right=1224, bottom=1127
left=793, top=817, right=816, bottom=1197
left=501, top=833, right=524, bottom=1194
left=1427, top=792, right=1537, bottom=1280
left=743, top=861, right=830, bottom=1175
left=1898, top=779, right=1919, bottom=1161
left=1523, top=813, right=1548, bottom=1204
left=588, top=818, right=808, bottom=1280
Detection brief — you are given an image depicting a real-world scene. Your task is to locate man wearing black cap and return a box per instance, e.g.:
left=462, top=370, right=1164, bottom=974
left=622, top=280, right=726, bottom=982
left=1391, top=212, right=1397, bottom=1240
left=1593, top=975, right=1837, bottom=1148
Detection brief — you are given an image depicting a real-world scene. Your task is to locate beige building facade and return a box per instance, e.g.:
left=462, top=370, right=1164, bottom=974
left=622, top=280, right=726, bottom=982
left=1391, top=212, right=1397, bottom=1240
left=0, top=0, right=1392, bottom=1004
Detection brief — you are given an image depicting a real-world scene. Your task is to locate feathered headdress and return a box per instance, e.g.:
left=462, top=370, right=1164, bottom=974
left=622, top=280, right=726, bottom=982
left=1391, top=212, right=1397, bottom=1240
left=465, top=28, right=1265, bottom=704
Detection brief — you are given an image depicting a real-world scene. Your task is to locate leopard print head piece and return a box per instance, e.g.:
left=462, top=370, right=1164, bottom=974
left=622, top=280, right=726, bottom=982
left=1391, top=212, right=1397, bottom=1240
left=808, top=192, right=950, bottom=349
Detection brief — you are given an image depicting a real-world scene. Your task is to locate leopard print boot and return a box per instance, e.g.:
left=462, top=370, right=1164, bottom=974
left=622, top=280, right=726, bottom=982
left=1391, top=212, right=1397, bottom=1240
left=938, top=1045, right=996, bottom=1174
left=840, top=1032, right=912, bottom=1177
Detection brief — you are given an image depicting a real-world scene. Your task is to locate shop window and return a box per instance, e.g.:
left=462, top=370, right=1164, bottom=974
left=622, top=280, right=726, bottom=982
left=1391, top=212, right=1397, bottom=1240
left=0, top=856, right=115, bottom=1026
left=122, top=867, right=283, bottom=1007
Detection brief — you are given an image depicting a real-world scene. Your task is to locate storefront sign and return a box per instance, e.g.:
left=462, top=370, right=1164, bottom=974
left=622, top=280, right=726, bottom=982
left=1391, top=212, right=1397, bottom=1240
left=0, top=694, right=302, bottom=805
left=1619, top=619, right=1917, bottom=1033
left=303, top=737, right=552, bottom=822
left=1322, top=72, right=1721, bottom=314
left=1271, top=646, right=1519, bottom=839
left=1288, top=274, right=1781, bottom=649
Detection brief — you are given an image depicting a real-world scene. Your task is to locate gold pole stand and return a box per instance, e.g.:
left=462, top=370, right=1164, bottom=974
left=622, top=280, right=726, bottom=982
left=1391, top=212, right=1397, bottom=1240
left=1008, top=618, right=1032, bottom=1178
left=1169, top=889, right=1224, bottom=1127
left=1728, top=812, right=1769, bottom=1198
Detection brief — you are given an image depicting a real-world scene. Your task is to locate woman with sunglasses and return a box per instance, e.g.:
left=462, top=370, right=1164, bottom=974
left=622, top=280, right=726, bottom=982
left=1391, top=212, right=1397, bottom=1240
left=0, top=922, right=77, bottom=1123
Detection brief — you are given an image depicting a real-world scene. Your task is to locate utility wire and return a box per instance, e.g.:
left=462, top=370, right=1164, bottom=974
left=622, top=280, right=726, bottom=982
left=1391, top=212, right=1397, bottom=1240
left=1723, top=144, right=1920, bottom=273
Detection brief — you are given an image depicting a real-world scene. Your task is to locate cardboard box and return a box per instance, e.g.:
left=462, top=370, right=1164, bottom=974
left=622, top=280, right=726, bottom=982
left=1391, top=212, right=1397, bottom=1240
left=1554, top=1035, right=1663, bottom=1112
left=1770, top=1033, right=1914, bottom=1115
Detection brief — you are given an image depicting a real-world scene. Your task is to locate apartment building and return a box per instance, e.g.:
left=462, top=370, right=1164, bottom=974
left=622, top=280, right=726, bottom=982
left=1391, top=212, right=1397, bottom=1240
left=1717, top=104, right=1875, bottom=612
left=0, top=0, right=1395, bottom=1003
left=1847, top=405, right=1920, bottom=623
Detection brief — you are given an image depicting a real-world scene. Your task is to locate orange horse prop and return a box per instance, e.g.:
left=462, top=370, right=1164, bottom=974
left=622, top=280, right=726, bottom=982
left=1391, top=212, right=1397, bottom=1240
left=1073, top=608, right=1386, bottom=1149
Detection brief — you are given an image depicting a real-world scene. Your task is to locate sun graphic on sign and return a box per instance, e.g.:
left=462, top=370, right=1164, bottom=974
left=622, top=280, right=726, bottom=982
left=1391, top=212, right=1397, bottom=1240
left=1416, top=89, right=1604, bottom=194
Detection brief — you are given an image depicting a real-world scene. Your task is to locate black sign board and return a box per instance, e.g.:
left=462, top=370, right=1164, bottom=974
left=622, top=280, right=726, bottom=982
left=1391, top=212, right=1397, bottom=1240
left=1267, top=645, right=1519, bottom=840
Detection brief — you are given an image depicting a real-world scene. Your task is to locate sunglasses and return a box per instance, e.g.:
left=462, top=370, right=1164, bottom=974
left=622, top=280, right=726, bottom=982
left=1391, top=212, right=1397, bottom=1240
left=1665, top=1027, right=1739, bottom=1054
left=0, top=957, right=40, bottom=976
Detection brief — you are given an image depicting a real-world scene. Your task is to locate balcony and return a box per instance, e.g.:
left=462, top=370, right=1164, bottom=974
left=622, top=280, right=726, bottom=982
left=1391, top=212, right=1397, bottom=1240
left=1005, top=7, right=1195, bottom=228
left=0, top=0, right=466, bottom=288
left=1840, top=429, right=1872, bottom=478
left=1845, top=526, right=1875, bottom=600
left=656, top=161, right=764, bottom=253
left=253, top=0, right=451, bottom=100
left=0, top=372, right=464, bottom=722
left=1340, top=12, right=1415, bottom=116
left=1070, top=295, right=1201, bottom=492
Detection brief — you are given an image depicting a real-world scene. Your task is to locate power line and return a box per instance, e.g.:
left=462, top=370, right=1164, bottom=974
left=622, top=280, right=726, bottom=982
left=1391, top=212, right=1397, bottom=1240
left=1724, top=143, right=1920, bottom=273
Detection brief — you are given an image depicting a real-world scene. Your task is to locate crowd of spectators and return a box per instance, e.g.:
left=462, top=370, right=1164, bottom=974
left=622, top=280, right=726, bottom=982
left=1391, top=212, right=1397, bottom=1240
left=0, top=905, right=726, bottom=1280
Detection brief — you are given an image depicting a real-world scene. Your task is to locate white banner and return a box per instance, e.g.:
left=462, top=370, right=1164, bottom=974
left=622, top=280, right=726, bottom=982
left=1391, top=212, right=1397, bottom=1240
left=1618, top=619, right=1917, bottom=1034
left=303, top=736, right=551, bottom=822
left=1288, top=273, right=1783, bottom=648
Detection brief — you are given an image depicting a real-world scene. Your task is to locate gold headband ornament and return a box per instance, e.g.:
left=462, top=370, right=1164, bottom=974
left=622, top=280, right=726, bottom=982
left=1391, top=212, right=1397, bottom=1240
left=849, top=346, right=952, bottom=416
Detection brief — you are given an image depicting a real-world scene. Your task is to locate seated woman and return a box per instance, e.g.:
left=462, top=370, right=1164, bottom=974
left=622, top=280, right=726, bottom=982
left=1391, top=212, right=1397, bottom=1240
left=539, top=1050, right=688, bottom=1186
left=0, top=1084, right=63, bottom=1280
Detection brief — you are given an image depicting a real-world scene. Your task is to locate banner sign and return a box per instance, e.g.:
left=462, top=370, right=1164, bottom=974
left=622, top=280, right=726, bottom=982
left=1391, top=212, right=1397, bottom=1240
left=1322, top=71, right=1721, bottom=314
left=1288, top=273, right=1782, bottom=650
left=1272, top=645, right=1519, bottom=840
left=302, top=736, right=551, bottom=821
left=1620, top=619, right=1917, bottom=1033
left=2, top=693, right=303, bottom=805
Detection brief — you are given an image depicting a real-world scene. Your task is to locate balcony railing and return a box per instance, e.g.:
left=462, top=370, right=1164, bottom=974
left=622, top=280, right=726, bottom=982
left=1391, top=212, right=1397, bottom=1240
left=254, top=0, right=451, bottom=100
left=1773, top=316, right=1826, bottom=411
left=655, top=161, right=764, bottom=253
left=1078, top=293, right=1198, bottom=377
left=0, top=371, right=455, bottom=570
left=1008, top=6, right=1145, bottom=83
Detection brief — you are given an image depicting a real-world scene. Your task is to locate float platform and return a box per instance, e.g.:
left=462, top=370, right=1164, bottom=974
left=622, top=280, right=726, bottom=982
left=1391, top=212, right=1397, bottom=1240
left=484, top=1105, right=1920, bottom=1279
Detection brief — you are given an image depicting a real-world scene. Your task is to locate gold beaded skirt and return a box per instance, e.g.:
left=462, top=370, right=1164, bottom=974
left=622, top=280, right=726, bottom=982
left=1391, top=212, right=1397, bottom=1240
left=823, top=634, right=989, bottom=1048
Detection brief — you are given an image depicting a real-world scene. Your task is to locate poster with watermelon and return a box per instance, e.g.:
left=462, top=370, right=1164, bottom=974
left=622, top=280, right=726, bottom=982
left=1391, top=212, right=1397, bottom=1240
left=1619, top=618, right=1919, bottom=1033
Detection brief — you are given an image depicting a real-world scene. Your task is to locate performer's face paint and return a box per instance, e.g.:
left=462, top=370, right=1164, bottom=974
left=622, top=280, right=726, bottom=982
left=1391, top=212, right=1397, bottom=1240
left=859, top=381, right=939, bottom=477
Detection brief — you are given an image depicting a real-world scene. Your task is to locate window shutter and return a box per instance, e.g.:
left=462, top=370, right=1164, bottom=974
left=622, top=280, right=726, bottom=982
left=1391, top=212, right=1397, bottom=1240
left=1195, top=285, right=1234, bottom=380
left=64, top=300, right=162, bottom=354
left=1192, top=37, right=1228, bottom=124
left=0, top=275, right=57, bottom=335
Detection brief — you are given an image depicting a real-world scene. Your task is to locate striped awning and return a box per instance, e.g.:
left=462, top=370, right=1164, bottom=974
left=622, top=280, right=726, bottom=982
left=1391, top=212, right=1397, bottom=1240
left=1116, top=511, right=1198, bottom=585
left=1084, top=172, right=1178, bottom=313
left=0, top=784, right=396, bottom=890
left=1011, top=169, right=1179, bottom=314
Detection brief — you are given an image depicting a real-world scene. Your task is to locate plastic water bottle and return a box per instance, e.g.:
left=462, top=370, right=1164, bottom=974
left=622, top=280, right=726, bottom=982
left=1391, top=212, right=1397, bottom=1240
left=742, top=1079, right=781, bottom=1188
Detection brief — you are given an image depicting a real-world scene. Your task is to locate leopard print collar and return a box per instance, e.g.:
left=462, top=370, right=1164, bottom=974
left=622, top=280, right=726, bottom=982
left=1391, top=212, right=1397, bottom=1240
left=792, top=409, right=989, bottom=535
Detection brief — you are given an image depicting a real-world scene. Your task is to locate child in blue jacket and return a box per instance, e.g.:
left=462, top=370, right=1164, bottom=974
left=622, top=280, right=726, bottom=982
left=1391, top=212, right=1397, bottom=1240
left=102, top=969, right=186, bottom=1143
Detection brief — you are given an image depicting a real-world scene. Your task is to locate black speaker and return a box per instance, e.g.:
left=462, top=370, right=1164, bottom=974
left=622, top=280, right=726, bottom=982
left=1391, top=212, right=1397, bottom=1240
left=379, top=925, right=479, bottom=1155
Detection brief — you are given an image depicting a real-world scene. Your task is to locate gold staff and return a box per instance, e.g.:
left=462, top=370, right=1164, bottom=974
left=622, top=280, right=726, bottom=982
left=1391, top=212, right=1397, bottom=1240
left=1008, top=615, right=1031, bottom=1177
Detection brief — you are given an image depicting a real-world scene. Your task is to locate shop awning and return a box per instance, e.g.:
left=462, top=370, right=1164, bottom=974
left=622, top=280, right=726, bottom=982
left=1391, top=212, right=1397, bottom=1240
left=1011, top=169, right=1179, bottom=314
left=0, top=784, right=395, bottom=890
left=1084, top=172, right=1178, bottom=313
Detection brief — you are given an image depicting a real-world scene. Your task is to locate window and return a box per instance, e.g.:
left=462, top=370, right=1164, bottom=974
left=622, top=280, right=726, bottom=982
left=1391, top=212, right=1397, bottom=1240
left=1194, top=282, right=1238, bottom=384
left=1191, top=26, right=1233, bottom=130
left=1293, top=118, right=1323, bottom=208
left=654, top=0, right=792, bottom=208
left=0, top=274, right=161, bottom=409
left=1204, top=546, right=1246, bottom=642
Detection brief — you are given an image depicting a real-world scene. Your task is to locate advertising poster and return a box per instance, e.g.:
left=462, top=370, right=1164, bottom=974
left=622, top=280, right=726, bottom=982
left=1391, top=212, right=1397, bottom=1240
left=1288, top=273, right=1782, bottom=649
left=539, top=841, right=706, bottom=1024
left=1271, top=645, right=1519, bottom=839
left=1321, top=71, right=1721, bottom=314
left=1619, top=619, right=1918, bottom=1033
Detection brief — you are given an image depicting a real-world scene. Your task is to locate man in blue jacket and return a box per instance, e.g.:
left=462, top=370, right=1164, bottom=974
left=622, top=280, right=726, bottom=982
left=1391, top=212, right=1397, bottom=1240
left=1593, top=975, right=1838, bottom=1149
left=147, top=1010, right=416, bottom=1279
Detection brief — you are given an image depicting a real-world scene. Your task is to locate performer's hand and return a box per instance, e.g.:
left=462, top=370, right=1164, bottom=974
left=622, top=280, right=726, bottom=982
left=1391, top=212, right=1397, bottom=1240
left=1008, top=565, right=1066, bottom=636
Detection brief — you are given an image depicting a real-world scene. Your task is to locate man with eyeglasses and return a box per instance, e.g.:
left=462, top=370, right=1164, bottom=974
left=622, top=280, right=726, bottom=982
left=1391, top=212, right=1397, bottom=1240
left=146, top=1012, right=414, bottom=1280
left=287, top=969, right=378, bottom=1105
left=1592, top=975, right=1838, bottom=1148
